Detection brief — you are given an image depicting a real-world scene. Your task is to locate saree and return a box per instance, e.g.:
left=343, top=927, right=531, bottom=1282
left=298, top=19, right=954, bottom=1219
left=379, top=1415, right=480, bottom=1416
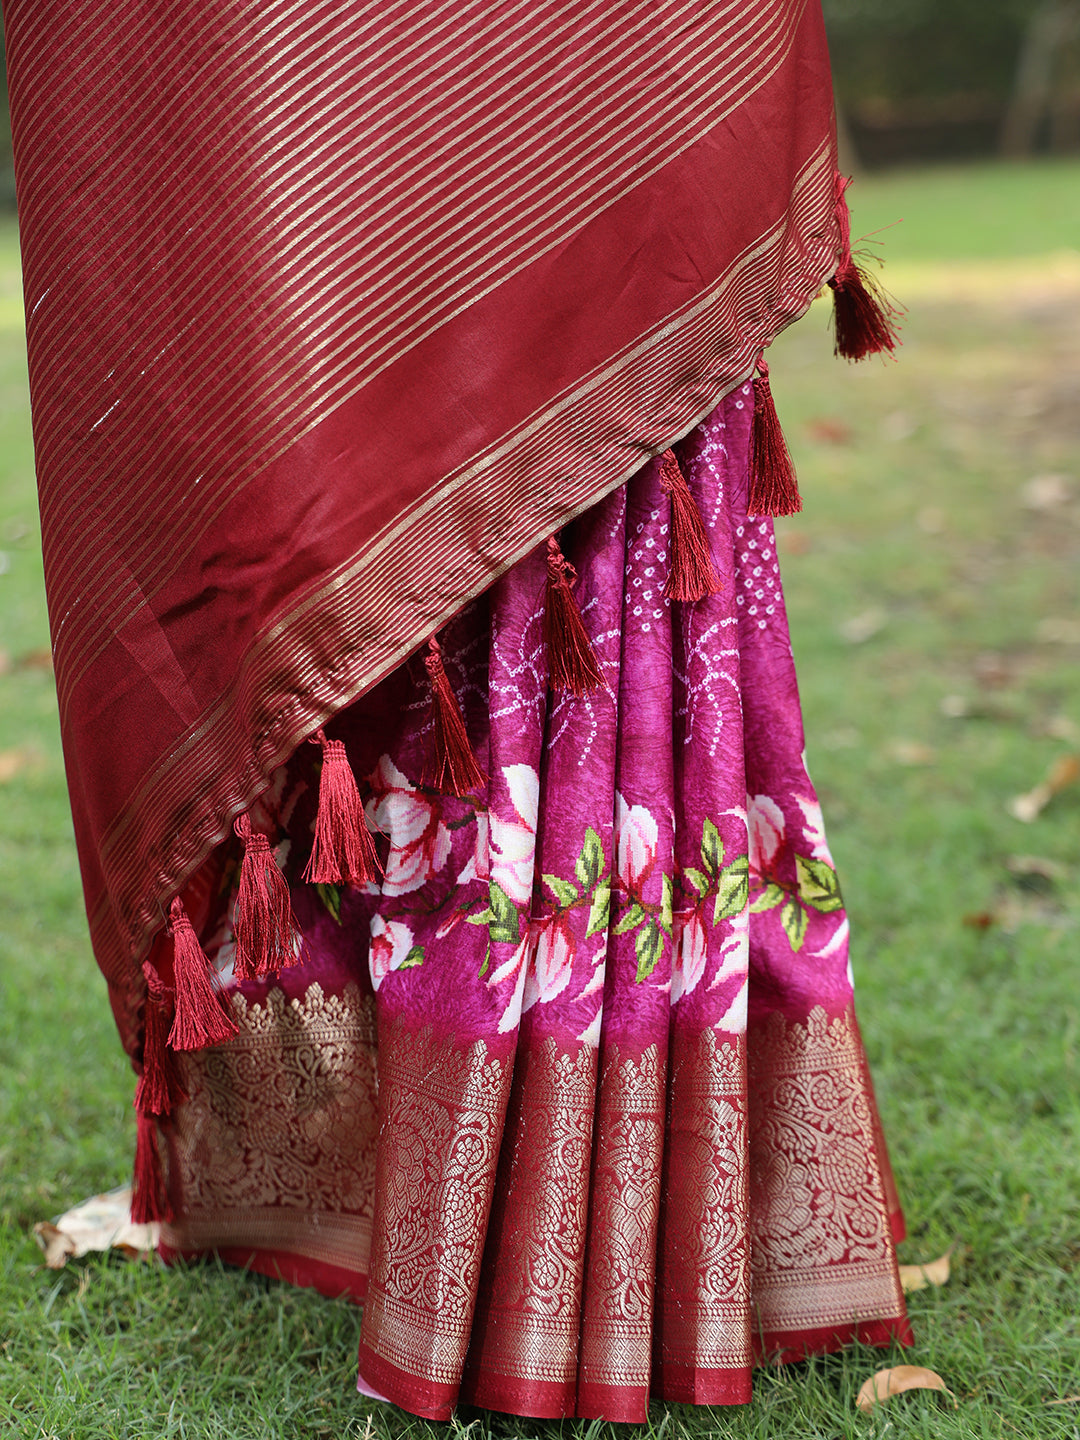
left=156, top=395, right=910, bottom=1420
left=6, top=0, right=908, bottom=1422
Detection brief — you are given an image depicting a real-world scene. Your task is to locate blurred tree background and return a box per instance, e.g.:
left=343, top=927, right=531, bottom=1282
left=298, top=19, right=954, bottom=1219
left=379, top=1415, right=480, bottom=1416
left=827, top=0, right=1080, bottom=166
left=0, top=3, right=1079, bottom=205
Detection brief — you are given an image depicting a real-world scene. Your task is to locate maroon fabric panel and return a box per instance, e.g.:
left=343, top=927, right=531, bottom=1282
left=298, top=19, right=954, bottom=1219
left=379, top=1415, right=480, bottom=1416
left=7, top=1, right=839, bottom=1040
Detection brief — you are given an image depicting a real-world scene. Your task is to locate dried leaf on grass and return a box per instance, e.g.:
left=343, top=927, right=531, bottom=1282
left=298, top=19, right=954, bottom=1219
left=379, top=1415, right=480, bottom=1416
left=1041, top=714, right=1080, bottom=743
left=1006, top=854, right=1067, bottom=889
left=899, top=1246, right=953, bottom=1293
left=1008, top=754, right=1080, bottom=822
left=805, top=416, right=853, bottom=445
left=18, top=647, right=54, bottom=672
left=856, top=1366, right=954, bottom=1413
left=839, top=608, right=887, bottom=644
left=0, top=748, right=31, bottom=784
left=1021, top=473, right=1072, bottom=510
left=962, top=911, right=997, bottom=930
left=33, top=1186, right=159, bottom=1268
left=1047, top=1395, right=1080, bottom=1406
left=886, top=739, right=936, bottom=767
left=1037, top=618, right=1080, bottom=645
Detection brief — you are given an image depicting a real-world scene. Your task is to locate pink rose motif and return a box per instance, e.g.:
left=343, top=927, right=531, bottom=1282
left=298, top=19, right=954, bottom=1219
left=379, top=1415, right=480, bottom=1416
left=368, top=755, right=451, bottom=896
left=489, top=763, right=538, bottom=904
left=615, top=791, right=659, bottom=895
left=794, top=794, right=834, bottom=864
left=716, top=976, right=748, bottom=1034
left=456, top=809, right=490, bottom=886
left=493, top=935, right=531, bottom=1033
left=522, top=914, right=575, bottom=1013
left=368, top=915, right=416, bottom=992
left=671, top=908, right=708, bottom=1003
left=747, top=793, right=786, bottom=880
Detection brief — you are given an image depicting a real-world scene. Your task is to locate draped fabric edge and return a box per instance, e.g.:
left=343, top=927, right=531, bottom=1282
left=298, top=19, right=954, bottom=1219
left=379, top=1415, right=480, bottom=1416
left=96, top=137, right=842, bottom=1059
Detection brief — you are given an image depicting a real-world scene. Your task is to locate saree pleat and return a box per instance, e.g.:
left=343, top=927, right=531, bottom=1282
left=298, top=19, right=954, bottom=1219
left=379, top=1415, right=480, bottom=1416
left=158, top=389, right=910, bottom=1422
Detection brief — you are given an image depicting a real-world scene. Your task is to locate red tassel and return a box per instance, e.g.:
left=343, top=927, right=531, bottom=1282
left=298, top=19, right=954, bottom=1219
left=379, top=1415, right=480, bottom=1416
left=748, top=358, right=802, bottom=517
left=167, top=897, right=239, bottom=1051
left=135, top=961, right=187, bottom=1116
left=303, top=730, right=383, bottom=887
left=543, top=536, right=605, bottom=695
left=424, top=638, right=486, bottom=795
left=829, top=172, right=901, bottom=361
left=658, top=449, right=721, bottom=601
left=234, top=814, right=300, bottom=978
left=130, top=1110, right=173, bottom=1224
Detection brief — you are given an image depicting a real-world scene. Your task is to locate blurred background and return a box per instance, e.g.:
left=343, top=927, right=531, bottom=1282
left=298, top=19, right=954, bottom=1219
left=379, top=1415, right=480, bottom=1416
left=1, top=6, right=1078, bottom=1438
left=4, top=1, right=1080, bottom=199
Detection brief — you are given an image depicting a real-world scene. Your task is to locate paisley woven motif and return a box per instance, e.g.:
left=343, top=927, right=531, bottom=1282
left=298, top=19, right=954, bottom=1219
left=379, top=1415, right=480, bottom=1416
left=748, top=1005, right=906, bottom=1334
left=359, top=1018, right=514, bottom=1389
left=655, top=1027, right=752, bottom=1382
left=161, top=981, right=377, bottom=1272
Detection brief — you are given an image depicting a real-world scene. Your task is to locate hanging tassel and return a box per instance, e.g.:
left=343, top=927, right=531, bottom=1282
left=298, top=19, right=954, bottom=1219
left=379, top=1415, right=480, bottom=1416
left=424, top=638, right=486, bottom=795
left=167, top=896, right=239, bottom=1051
left=543, top=535, right=605, bottom=695
left=748, top=357, right=802, bottom=517
left=303, top=730, right=383, bottom=887
left=658, top=449, right=721, bottom=601
left=130, top=1109, right=173, bottom=1224
left=234, top=814, right=300, bottom=979
left=135, top=961, right=186, bottom=1116
left=829, top=172, right=901, bottom=361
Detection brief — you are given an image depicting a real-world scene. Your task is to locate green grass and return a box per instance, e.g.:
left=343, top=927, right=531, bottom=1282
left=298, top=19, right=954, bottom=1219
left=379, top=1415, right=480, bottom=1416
left=2, top=161, right=1080, bottom=1438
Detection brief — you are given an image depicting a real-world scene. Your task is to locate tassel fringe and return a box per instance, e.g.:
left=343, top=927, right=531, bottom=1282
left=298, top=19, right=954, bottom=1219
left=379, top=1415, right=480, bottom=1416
left=424, top=639, right=486, bottom=795
left=235, top=814, right=301, bottom=979
left=543, top=536, right=605, bottom=694
left=303, top=731, right=383, bottom=886
left=748, top=358, right=802, bottom=517
left=658, top=449, right=721, bottom=601
left=130, top=1109, right=173, bottom=1224
left=167, top=897, right=239, bottom=1050
left=135, top=962, right=186, bottom=1116
left=830, top=172, right=902, bottom=361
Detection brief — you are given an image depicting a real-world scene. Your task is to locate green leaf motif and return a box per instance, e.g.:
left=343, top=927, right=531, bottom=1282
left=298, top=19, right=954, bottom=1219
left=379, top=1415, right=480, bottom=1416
left=780, top=900, right=809, bottom=953
left=635, top=920, right=664, bottom=982
left=613, top=901, right=645, bottom=937
left=660, top=873, right=674, bottom=935
left=682, top=866, right=710, bottom=898
left=575, top=827, right=605, bottom=889
left=315, top=884, right=343, bottom=926
left=543, top=873, right=580, bottom=909
left=400, top=944, right=425, bottom=969
left=700, top=818, right=723, bottom=877
left=750, top=881, right=786, bottom=914
left=479, top=938, right=491, bottom=978
left=586, top=881, right=611, bottom=938
left=713, top=854, right=750, bottom=924
left=465, top=905, right=495, bottom=926
left=795, top=854, right=844, bottom=913
left=488, top=880, right=521, bottom=945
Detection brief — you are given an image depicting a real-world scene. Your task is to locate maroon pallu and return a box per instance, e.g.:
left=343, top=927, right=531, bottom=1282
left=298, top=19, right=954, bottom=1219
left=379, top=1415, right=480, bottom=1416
left=6, top=0, right=910, bottom=1422
left=6, top=0, right=841, bottom=1050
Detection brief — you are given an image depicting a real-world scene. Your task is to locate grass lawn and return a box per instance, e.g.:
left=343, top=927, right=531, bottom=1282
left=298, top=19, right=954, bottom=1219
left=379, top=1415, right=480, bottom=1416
left=1, top=159, right=1079, bottom=1438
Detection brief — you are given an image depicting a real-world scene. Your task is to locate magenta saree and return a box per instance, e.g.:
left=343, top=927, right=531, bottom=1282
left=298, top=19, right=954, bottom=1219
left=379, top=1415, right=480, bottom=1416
left=157, top=391, right=910, bottom=1422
